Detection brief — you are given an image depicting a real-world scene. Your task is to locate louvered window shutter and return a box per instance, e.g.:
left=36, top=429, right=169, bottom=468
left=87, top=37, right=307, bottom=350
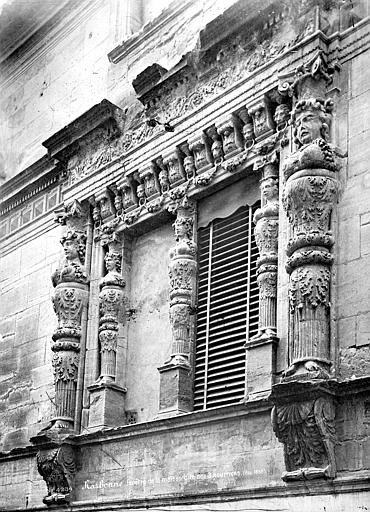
left=194, top=203, right=260, bottom=410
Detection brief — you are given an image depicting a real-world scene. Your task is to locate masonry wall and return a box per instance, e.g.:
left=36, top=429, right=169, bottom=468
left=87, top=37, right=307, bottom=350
left=0, top=0, right=113, bottom=179
left=336, top=49, right=370, bottom=378
left=0, top=220, right=62, bottom=451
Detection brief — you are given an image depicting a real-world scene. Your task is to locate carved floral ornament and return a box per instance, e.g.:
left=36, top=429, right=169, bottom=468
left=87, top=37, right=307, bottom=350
left=48, top=200, right=90, bottom=431
left=270, top=48, right=342, bottom=483
left=87, top=97, right=292, bottom=239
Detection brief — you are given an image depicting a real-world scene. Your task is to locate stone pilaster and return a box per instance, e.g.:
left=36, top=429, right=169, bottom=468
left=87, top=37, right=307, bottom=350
left=87, top=227, right=127, bottom=429
left=271, top=51, right=340, bottom=481
left=245, top=152, right=279, bottom=400
left=158, top=197, right=197, bottom=417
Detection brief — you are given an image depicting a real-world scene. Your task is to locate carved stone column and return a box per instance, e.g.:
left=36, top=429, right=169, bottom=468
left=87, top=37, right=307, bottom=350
left=32, top=200, right=89, bottom=506
left=244, top=152, right=279, bottom=400
left=88, top=228, right=127, bottom=429
left=50, top=200, right=89, bottom=431
left=271, top=51, right=340, bottom=481
left=158, top=197, right=197, bottom=416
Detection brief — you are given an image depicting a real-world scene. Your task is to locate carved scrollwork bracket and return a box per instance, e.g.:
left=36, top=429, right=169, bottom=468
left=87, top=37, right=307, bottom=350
left=36, top=443, right=76, bottom=506
left=271, top=382, right=336, bottom=481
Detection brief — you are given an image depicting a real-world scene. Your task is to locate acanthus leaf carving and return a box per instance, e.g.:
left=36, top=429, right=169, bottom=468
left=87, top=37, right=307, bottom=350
left=36, top=444, right=76, bottom=506
left=272, top=394, right=336, bottom=480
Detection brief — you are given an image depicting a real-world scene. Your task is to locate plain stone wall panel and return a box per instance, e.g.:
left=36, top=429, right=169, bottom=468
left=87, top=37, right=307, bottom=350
left=125, top=222, right=173, bottom=422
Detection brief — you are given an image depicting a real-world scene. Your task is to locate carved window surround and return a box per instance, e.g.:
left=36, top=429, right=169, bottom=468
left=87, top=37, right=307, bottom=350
left=64, top=32, right=338, bottom=208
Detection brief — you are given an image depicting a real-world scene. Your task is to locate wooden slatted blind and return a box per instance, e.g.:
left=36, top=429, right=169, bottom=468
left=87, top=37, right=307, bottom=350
left=194, top=203, right=260, bottom=410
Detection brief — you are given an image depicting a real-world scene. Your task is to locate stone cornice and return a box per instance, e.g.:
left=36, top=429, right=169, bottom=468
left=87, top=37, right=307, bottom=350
left=42, top=99, right=123, bottom=162
left=0, top=0, right=103, bottom=86
left=107, top=0, right=196, bottom=64
left=0, top=155, right=60, bottom=215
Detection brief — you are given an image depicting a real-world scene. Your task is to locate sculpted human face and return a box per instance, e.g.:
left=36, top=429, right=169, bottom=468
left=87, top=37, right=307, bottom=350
left=212, top=140, right=223, bottom=161
left=261, top=178, right=278, bottom=201
left=63, top=239, right=79, bottom=259
left=295, top=110, right=323, bottom=145
left=184, top=156, right=195, bottom=177
left=274, top=105, right=289, bottom=130
left=105, top=254, right=116, bottom=272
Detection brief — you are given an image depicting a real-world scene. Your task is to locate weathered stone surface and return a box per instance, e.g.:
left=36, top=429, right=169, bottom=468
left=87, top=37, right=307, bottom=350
left=74, top=410, right=283, bottom=501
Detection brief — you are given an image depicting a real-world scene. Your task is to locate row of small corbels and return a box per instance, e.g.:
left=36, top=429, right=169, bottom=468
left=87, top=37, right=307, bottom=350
left=91, top=96, right=291, bottom=225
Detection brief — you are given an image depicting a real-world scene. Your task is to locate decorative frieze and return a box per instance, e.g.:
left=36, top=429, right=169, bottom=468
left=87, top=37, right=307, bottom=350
left=50, top=200, right=89, bottom=431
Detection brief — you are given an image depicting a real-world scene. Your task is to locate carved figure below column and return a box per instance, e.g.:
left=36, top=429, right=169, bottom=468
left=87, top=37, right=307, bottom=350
left=271, top=383, right=336, bottom=481
left=36, top=444, right=75, bottom=506
left=282, top=97, right=339, bottom=381
left=50, top=203, right=89, bottom=431
left=158, top=198, right=197, bottom=416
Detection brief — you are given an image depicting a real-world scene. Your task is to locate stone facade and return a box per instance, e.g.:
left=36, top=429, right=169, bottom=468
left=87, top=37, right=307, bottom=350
left=1, top=0, right=370, bottom=510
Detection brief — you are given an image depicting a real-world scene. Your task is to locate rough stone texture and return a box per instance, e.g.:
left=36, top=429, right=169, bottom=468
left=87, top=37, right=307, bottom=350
left=74, top=410, right=283, bottom=501
left=0, top=1, right=370, bottom=510
left=0, top=223, right=62, bottom=451
left=124, top=222, right=173, bottom=422
left=336, top=49, right=370, bottom=377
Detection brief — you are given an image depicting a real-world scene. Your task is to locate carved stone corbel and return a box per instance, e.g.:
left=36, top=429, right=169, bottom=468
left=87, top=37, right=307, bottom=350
left=179, top=142, right=196, bottom=179
left=237, top=107, right=255, bottom=150
left=163, top=149, right=185, bottom=186
left=158, top=197, right=197, bottom=417
left=50, top=200, right=89, bottom=431
left=140, top=162, right=160, bottom=200
left=188, top=133, right=212, bottom=172
left=206, top=126, right=224, bottom=165
left=216, top=116, right=240, bottom=157
left=156, top=156, right=170, bottom=193
left=271, top=382, right=336, bottom=481
left=36, top=443, right=75, bottom=506
left=116, top=175, right=137, bottom=211
left=249, top=99, right=274, bottom=142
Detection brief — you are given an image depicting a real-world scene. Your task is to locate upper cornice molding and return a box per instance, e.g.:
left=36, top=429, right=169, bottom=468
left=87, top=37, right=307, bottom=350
left=42, top=99, right=124, bottom=161
left=0, top=0, right=103, bottom=87
left=108, top=0, right=197, bottom=64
